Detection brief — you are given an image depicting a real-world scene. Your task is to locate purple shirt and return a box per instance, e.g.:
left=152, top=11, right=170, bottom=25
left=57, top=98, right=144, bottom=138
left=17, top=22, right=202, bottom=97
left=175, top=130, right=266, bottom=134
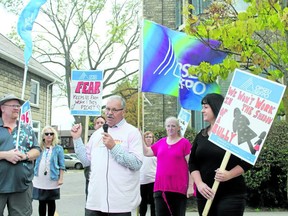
left=151, top=137, right=191, bottom=195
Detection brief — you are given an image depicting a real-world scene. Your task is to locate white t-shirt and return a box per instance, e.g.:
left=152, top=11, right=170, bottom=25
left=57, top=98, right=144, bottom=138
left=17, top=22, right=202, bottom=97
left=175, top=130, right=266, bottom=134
left=33, top=147, right=59, bottom=189
left=85, top=120, right=143, bottom=213
left=140, top=156, right=156, bottom=185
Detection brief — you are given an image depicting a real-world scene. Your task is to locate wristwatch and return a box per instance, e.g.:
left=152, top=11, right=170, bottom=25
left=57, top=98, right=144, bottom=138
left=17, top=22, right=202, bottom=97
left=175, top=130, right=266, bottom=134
left=26, top=153, right=30, bottom=161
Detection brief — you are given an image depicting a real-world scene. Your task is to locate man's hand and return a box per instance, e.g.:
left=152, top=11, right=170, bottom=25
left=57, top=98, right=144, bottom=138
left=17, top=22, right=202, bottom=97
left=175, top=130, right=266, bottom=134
left=102, top=132, right=116, bottom=150
left=71, top=123, right=82, bottom=139
left=5, top=149, right=23, bottom=164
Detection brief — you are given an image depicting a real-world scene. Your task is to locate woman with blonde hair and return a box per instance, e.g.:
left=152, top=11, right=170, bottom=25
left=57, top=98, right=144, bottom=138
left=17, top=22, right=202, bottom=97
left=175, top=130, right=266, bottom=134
left=143, top=117, right=194, bottom=216
left=33, top=126, right=65, bottom=216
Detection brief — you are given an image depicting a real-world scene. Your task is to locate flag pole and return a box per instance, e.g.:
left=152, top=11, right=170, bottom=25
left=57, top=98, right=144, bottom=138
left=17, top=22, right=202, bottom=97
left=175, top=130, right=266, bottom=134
left=21, top=65, right=28, bottom=100
left=137, top=18, right=144, bottom=130
left=16, top=64, right=28, bottom=150
left=16, top=0, right=48, bottom=149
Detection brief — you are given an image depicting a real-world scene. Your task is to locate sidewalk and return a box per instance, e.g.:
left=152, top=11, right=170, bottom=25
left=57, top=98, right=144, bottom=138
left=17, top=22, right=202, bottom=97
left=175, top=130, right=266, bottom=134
left=185, top=211, right=287, bottom=216
left=22, top=170, right=287, bottom=216
left=141, top=205, right=287, bottom=216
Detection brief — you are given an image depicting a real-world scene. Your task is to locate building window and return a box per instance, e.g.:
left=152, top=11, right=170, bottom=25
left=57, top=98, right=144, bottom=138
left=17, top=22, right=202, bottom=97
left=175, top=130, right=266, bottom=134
left=30, top=79, right=39, bottom=105
left=191, top=110, right=208, bottom=132
left=176, top=0, right=194, bottom=30
left=32, top=121, right=41, bottom=141
left=176, top=0, right=184, bottom=29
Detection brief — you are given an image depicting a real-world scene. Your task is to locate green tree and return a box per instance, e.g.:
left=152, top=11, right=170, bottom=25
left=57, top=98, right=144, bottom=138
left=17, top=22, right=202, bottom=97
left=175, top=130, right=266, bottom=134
left=1, top=0, right=140, bottom=106
left=112, top=74, right=141, bottom=128
left=185, top=0, right=288, bottom=116
left=2, top=0, right=140, bottom=136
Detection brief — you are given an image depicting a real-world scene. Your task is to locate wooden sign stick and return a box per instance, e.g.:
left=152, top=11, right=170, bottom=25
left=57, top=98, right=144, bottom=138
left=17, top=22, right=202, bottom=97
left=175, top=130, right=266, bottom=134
left=202, top=151, right=231, bottom=216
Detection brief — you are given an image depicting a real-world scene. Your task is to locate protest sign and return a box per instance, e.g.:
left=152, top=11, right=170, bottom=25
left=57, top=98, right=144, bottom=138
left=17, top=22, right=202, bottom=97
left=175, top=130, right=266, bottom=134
left=20, top=101, right=32, bottom=127
left=70, top=70, right=103, bottom=116
left=178, top=108, right=191, bottom=137
left=202, top=69, right=286, bottom=216
left=209, top=69, right=286, bottom=165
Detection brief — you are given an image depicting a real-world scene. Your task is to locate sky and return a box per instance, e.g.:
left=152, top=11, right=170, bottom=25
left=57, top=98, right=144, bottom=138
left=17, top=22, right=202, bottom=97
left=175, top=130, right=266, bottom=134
left=0, top=4, right=76, bottom=130
left=0, top=2, right=134, bottom=130
left=0, top=0, right=249, bottom=130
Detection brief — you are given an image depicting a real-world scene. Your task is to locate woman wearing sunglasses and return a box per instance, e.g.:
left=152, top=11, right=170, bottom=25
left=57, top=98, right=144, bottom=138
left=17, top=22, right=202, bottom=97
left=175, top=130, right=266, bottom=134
left=32, top=126, right=65, bottom=216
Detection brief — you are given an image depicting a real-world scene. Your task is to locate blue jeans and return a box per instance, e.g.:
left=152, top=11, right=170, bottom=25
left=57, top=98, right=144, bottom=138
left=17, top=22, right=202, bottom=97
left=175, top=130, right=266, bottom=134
left=197, top=194, right=246, bottom=216
left=154, top=191, right=187, bottom=216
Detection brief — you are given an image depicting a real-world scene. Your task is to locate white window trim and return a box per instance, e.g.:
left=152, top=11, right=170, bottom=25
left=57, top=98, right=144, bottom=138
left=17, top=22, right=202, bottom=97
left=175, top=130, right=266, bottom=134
left=30, top=79, right=40, bottom=106
left=32, top=120, right=41, bottom=142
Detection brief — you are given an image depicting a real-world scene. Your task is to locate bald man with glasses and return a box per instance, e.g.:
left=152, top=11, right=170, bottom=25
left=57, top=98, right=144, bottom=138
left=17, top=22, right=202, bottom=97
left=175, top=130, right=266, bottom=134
left=71, top=95, right=143, bottom=216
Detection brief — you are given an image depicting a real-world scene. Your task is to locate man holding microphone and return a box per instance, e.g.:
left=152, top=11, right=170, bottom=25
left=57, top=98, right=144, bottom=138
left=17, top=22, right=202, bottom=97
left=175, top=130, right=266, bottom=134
left=71, top=95, right=143, bottom=216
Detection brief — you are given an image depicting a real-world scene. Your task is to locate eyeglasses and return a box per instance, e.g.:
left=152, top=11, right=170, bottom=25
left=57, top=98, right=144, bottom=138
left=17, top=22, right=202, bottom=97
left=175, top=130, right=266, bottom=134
left=145, top=136, right=153, bottom=138
left=105, top=107, right=124, bottom=114
left=2, top=104, right=21, bottom=109
left=44, top=133, right=54, bottom=136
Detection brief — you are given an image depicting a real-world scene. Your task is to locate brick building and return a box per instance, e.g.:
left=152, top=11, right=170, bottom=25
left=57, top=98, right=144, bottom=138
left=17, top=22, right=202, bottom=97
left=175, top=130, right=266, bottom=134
left=0, top=33, right=62, bottom=140
left=142, top=0, right=183, bottom=131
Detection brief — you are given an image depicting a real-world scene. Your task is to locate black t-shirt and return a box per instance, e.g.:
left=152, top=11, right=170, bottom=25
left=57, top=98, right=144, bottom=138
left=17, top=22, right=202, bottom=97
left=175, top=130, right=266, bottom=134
left=189, top=128, right=252, bottom=199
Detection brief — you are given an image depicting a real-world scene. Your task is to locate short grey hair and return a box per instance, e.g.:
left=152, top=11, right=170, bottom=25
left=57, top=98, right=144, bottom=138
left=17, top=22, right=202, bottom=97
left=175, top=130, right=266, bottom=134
left=106, top=95, right=126, bottom=109
left=165, top=116, right=180, bottom=127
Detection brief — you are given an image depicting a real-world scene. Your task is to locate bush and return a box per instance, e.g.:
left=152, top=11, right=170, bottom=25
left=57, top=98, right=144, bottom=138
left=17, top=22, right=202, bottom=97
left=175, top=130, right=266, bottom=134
left=244, top=120, right=288, bottom=208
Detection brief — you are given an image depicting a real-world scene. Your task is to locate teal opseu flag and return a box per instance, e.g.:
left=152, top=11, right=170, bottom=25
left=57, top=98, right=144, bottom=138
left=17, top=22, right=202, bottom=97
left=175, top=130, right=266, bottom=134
left=17, top=0, right=47, bottom=65
left=141, top=20, right=227, bottom=111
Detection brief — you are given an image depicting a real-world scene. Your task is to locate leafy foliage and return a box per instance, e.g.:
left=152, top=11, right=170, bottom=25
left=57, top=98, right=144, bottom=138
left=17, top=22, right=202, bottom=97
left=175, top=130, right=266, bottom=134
left=112, top=74, right=140, bottom=127
left=185, top=0, right=288, bottom=117
left=244, top=120, right=288, bottom=208
left=185, top=0, right=288, bottom=82
left=1, top=0, right=141, bottom=106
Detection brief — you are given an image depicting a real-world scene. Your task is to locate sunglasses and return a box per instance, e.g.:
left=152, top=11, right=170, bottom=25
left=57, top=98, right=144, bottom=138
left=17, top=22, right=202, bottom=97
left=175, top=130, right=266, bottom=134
left=44, top=132, right=54, bottom=136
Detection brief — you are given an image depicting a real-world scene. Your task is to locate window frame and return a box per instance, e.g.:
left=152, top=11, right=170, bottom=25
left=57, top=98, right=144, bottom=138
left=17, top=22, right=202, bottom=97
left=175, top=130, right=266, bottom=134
left=32, top=120, right=41, bottom=142
left=30, top=79, right=40, bottom=106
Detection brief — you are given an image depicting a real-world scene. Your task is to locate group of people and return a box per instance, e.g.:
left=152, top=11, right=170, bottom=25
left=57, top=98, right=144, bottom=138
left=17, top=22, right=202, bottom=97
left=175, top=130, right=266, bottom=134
left=0, top=92, right=252, bottom=216
left=71, top=94, right=252, bottom=216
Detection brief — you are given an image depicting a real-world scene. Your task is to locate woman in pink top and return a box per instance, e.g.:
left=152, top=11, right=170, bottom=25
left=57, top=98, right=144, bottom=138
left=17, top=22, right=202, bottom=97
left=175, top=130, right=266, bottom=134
left=143, top=116, right=194, bottom=216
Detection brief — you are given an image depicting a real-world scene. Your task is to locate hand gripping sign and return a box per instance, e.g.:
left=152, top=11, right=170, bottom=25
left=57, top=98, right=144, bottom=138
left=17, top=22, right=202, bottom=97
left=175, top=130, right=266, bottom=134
left=202, top=69, right=286, bottom=216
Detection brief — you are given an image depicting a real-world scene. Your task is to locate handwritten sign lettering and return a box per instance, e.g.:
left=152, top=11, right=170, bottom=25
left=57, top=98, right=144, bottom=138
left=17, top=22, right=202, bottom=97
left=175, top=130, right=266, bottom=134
left=70, top=70, right=103, bottom=116
left=209, top=69, right=286, bottom=165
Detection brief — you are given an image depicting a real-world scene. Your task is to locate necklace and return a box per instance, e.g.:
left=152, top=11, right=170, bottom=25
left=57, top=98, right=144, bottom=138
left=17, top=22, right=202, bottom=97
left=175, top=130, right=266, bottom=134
left=44, top=147, right=51, bottom=175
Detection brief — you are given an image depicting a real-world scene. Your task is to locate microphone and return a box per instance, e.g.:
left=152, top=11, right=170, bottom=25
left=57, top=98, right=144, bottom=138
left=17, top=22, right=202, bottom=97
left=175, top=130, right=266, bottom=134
left=103, top=123, right=109, bottom=133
